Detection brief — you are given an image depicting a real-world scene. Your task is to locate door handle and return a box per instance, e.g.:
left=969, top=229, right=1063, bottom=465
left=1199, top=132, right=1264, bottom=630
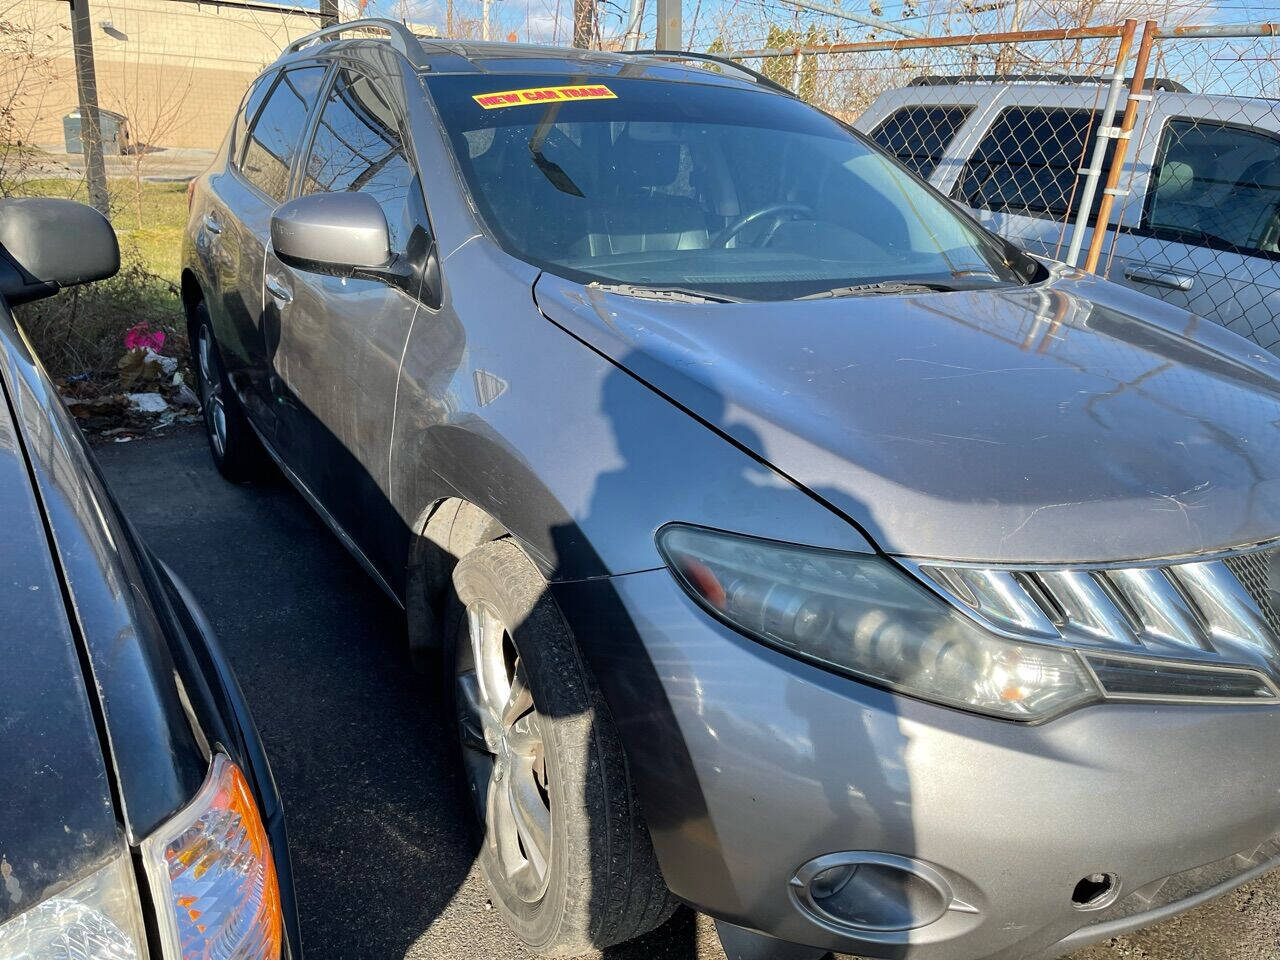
left=202, top=213, right=222, bottom=235
left=1123, top=264, right=1194, bottom=292
left=265, top=272, right=293, bottom=305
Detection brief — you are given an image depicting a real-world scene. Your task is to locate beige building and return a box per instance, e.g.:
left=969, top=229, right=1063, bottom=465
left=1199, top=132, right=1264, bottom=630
left=9, top=0, right=432, bottom=151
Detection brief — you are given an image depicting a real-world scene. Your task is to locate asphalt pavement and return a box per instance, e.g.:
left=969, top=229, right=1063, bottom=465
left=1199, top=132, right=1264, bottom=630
left=97, top=427, right=1280, bottom=960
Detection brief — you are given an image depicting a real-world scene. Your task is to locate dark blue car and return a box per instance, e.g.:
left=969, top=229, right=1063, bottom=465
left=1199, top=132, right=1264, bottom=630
left=0, top=197, right=299, bottom=960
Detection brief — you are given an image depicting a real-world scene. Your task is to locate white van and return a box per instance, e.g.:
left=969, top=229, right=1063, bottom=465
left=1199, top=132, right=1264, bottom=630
left=855, top=79, right=1280, bottom=352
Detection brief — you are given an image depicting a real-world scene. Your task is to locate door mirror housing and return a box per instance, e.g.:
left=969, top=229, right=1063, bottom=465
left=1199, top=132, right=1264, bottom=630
left=0, top=199, right=119, bottom=305
left=271, top=191, right=394, bottom=274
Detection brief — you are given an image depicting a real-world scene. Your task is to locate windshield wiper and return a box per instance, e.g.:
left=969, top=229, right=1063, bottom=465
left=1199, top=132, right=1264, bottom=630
left=589, top=283, right=743, bottom=304
left=798, top=281, right=955, bottom=300
left=528, top=144, right=585, bottom=198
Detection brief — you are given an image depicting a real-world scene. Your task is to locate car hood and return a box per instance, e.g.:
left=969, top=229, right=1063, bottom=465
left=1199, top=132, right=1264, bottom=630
left=534, top=267, right=1280, bottom=564
left=0, top=377, right=120, bottom=921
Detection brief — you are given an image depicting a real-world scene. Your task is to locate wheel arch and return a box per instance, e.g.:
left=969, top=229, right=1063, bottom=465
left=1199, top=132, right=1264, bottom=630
left=398, top=427, right=609, bottom=668
left=180, top=268, right=204, bottom=341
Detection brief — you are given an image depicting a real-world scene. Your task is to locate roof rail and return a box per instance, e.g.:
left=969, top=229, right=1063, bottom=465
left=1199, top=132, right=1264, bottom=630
left=284, top=17, right=431, bottom=69
left=621, top=49, right=795, bottom=96
left=908, top=72, right=1189, bottom=92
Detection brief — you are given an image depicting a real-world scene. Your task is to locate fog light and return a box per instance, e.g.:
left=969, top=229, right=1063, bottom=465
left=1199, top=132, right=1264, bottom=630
left=790, top=852, right=969, bottom=934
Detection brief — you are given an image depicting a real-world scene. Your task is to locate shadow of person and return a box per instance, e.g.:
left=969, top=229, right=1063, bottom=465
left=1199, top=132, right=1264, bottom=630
left=552, top=356, right=913, bottom=960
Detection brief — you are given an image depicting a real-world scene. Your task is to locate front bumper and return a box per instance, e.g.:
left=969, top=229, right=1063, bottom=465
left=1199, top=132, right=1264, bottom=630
left=554, top=568, right=1280, bottom=960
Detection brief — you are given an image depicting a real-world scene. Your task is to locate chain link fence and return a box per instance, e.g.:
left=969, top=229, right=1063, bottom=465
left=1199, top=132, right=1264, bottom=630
left=1097, top=26, right=1280, bottom=351
left=727, top=20, right=1280, bottom=355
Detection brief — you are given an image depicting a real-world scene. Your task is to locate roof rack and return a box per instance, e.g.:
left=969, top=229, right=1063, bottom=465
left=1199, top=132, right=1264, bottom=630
left=621, top=49, right=795, bottom=96
left=284, top=17, right=431, bottom=69
left=908, top=73, right=1189, bottom=92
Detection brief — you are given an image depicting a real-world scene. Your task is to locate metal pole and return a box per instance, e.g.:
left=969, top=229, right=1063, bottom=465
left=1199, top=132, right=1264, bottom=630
left=996, top=0, right=1023, bottom=74
left=655, top=0, right=679, bottom=49
left=1064, top=18, right=1137, bottom=267
left=623, top=0, right=644, bottom=48
left=68, top=0, right=109, bottom=216
left=482, top=0, right=491, bottom=40
left=1083, top=19, right=1156, bottom=275
left=1155, top=22, right=1279, bottom=39
left=777, top=0, right=924, bottom=40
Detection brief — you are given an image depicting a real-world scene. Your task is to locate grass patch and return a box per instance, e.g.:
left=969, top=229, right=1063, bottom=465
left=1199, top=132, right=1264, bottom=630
left=13, top=178, right=189, bottom=380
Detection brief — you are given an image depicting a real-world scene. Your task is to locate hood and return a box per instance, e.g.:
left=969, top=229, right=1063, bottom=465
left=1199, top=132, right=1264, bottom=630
left=0, top=358, right=119, bottom=921
left=534, top=267, right=1280, bottom=564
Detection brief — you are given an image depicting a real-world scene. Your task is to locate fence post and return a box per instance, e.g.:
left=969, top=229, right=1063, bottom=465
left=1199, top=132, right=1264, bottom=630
left=1064, top=18, right=1137, bottom=267
left=1083, top=18, right=1156, bottom=274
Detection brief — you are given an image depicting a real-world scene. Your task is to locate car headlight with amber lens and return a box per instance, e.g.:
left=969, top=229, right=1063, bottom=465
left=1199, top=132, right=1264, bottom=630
left=140, top=754, right=283, bottom=960
left=657, top=524, right=1101, bottom=720
left=0, top=851, right=148, bottom=960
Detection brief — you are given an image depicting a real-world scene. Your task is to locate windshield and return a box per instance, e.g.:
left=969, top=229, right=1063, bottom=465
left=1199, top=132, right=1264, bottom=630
left=425, top=73, right=1024, bottom=301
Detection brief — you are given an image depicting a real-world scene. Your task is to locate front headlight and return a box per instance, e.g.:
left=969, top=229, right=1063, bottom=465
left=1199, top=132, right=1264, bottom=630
left=0, top=852, right=148, bottom=960
left=657, top=524, right=1100, bottom=720
left=140, top=755, right=282, bottom=960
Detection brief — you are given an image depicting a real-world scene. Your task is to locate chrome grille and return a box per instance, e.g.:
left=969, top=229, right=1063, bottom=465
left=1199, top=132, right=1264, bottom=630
left=1224, top=549, right=1280, bottom=641
left=913, top=545, right=1280, bottom=680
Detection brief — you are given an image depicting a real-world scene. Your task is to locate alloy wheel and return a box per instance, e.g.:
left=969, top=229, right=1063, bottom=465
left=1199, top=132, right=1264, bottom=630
left=196, top=325, right=227, bottom=458
left=455, top=599, right=553, bottom=904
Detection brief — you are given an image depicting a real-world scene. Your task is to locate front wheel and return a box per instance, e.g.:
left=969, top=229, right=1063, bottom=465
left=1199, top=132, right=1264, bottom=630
left=192, top=302, right=266, bottom=483
left=449, top=539, right=675, bottom=955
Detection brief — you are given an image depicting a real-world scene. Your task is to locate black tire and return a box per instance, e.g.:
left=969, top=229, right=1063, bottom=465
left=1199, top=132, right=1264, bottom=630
left=191, top=301, right=267, bottom=483
left=448, top=538, right=675, bottom=956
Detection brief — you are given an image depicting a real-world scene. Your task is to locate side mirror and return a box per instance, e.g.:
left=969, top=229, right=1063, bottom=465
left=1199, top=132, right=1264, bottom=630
left=271, top=191, right=395, bottom=276
left=0, top=198, right=119, bottom=306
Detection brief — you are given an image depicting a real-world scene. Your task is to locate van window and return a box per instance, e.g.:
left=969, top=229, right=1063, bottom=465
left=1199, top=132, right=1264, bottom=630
left=871, top=105, right=971, bottom=179
left=241, top=66, right=326, bottom=203
left=955, top=107, right=1118, bottom=222
left=1144, top=119, right=1280, bottom=256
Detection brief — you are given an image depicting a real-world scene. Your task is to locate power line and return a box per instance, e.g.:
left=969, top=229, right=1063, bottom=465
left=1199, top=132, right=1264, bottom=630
left=776, top=0, right=926, bottom=37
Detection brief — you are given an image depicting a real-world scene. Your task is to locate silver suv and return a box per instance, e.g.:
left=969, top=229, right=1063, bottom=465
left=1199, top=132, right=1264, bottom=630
left=857, top=78, right=1280, bottom=353
left=183, top=21, right=1280, bottom=960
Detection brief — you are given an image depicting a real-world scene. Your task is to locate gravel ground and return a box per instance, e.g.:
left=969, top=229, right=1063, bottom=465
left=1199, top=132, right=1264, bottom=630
left=97, top=427, right=1280, bottom=960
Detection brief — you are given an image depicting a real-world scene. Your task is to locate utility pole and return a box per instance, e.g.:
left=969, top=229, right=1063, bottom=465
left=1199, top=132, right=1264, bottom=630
left=572, top=0, right=593, bottom=47
left=68, top=0, right=109, bottom=215
left=482, top=0, right=491, bottom=39
left=622, top=0, right=644, bottom=49
left=654, top=0, right=679, bottom=49
left=319, top=0, right=339, bottom=26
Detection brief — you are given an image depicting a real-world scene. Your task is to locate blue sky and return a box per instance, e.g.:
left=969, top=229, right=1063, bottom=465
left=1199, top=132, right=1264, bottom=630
left=298, top=1, right=1270, bottom=54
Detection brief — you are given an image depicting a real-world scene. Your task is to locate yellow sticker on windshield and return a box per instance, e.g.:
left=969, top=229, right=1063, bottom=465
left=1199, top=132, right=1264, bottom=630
left=472, top=84, right=617, bottom=109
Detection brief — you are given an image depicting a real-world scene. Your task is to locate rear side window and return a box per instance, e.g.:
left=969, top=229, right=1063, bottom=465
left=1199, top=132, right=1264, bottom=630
left=871, top=105, right=971, bottom=179
left=1144, top=119, right=1280, bottom=257
left=300, top=66, right=424, bottom=252
left=241, top=66, right=326, bottom=203
left=231, top=71, right=276, bottom=168
left=955, top=107, right=1118, bottom=222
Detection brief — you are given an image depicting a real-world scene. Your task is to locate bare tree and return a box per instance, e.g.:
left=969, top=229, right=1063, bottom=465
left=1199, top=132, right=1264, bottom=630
left=104, top=48, right=195, bottom=228
left=0, top=0, right=68, bottom=196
